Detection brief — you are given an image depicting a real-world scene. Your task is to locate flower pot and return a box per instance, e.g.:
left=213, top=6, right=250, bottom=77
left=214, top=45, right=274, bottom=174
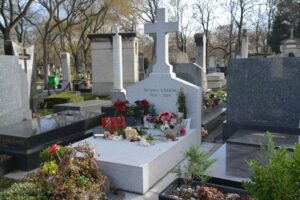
left=125, top=116, right=137, bottom=126
left=159, top=178, right=250, bottom=200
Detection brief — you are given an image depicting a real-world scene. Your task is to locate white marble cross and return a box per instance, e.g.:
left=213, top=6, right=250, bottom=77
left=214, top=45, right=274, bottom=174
left=144, top=8, right=178, bottom=74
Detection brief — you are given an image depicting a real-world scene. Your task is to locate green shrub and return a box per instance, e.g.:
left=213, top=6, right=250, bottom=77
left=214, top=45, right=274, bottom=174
left=174, top=145, right=216, bottom=183
left=48, top=91, right=83, bottom=103
left=0, top=182, right=48, bottom=200
left=244, top=133, right=300, bottom=200
left=177, top=88, right=187, bottom=119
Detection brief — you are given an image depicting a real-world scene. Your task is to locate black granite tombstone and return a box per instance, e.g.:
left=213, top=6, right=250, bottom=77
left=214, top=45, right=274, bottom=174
left=0, top=110, right=102, bottom=170
left=223, top=58, right=300, bottom=140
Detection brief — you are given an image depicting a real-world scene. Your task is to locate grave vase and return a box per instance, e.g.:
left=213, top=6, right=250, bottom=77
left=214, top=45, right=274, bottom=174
left=125, top=116, right=137, bottom=127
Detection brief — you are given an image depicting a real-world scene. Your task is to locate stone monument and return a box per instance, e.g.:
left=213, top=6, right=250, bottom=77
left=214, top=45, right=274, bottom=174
left=88, top=31, right=139, bottom=96
left=223, top=57, right=300, bottom=140
left=127, top=8, right=202, bottom=131
left=280, top=27, right=300, bottom=57
left=236, top=29, right=248, bottom=58
left=0, top=56, right=31, bottom=127
left=60, top=52, right=72, bottom=90
left=110, top=26, right=126, bottom=103
left=194, top=33, right=208, bottom=92
left=12, top=42, right=35, bottom=101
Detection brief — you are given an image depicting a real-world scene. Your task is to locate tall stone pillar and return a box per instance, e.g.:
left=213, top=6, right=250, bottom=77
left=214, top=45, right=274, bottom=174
left=60, top=52, right=72, bottom=90
left=111, top=25, right=126, bottom=103
left=241, top=29, right=248, bottom=58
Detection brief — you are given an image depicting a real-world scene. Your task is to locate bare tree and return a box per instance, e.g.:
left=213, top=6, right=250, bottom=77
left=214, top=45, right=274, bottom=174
left=222, top=0, right=238, bottom=59
left=0, top=0, right=34, bottom=54
left=27, top=0, right=84, bottom=88
left=251, top=4, right=268, bottom=54
left=234, top=0, right=254, bottom=55
left=64, top=1, right=110, bottom=73
left=265, top=0, right=278, bottom=55
left=194, top=0, right=216, bottom=70
left=169, top=0, right=195, bottom=52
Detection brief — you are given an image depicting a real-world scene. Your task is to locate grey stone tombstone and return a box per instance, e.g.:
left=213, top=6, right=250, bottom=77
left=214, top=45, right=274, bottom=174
left=0, top=56, right=31, bottom=127
left=173, top=63, right=202, bottom=87
left=223, top=57, right=300, bottom=140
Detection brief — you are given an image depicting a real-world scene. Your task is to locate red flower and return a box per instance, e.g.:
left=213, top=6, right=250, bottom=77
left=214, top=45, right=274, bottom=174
left=50, top=144, right=60, bottom=156
left=140, top=99, right=149, bottom=107
left=181, top=128, right=187, bottom=135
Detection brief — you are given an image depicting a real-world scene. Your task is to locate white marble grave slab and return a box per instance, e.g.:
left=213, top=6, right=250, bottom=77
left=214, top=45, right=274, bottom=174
left=74, top=129, right=201, bottom=194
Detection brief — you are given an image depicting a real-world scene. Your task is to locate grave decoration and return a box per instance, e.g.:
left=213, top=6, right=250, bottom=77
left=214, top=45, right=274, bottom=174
left=159, top=145, right=252, bottom=200
left=105, top=99, right=189, bottom=143
left=203, top=89, right=227, bottom=109
left=0, top=144, right=107, bottom=199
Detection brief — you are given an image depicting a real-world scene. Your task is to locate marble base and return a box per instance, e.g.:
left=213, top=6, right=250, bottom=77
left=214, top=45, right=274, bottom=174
left=110, top=89, right=126, bottom=103
left=74, top=129, right=201, bottom=194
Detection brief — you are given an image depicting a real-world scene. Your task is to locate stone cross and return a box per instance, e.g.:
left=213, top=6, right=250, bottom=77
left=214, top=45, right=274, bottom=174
left=144, top=8, right=178, bottom=74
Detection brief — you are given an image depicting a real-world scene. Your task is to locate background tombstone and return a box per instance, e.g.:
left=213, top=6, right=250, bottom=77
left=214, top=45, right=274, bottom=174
left=0, top=56, right=31, bottom=127
left=236, top=29, right=248, bottom=58
left=175, top=52, right=189, bottom=63
left=138, top=53, right=145, bottom=80
left=60, top=52, right=73, bottom=90
left=127, top=8, right=202, bottom=131
left=223, top=57, right=300, bottom=140
left=173, top=63, right=202, bottom=87
left=12, top=42, right=35, bottom=101
left=194, top=33, right=207, bottom=92
left=88, top=32, right=139, bottom=96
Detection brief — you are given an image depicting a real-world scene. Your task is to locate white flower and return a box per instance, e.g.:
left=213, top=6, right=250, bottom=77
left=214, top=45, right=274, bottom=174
left=139, top=138, right=150, bottom=146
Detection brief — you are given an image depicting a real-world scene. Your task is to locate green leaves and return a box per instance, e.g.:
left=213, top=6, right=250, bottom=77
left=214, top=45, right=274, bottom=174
left=244, top=133, right=300, bottom=200
left=174, top=145, right=216, bottom=183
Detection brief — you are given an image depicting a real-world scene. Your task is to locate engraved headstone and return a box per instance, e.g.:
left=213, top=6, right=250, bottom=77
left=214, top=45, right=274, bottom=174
left=127, top=8, right=202, bottom=130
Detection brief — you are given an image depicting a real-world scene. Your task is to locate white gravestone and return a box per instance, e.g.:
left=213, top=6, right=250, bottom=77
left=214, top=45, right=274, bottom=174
left=111, top=26, right=126, bottom=102
left=0, top=56, right=31, bottom=127
left=78, top=8, right=202, bottom=194
left=127, top=8, right=202, bottom=131
left=12, top=42, right=34, bottom=100
left=60, top=52, right=73, bottom=90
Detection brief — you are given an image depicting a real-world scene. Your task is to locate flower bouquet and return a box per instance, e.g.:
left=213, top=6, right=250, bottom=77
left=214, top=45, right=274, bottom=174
left=113, top=99, right=129, bottom=116
left=101, top=116, right=126, bottom=140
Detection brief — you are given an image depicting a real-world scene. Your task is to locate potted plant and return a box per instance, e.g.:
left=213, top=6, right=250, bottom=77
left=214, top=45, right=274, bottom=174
left=159, top=145, right=251, bottom=200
